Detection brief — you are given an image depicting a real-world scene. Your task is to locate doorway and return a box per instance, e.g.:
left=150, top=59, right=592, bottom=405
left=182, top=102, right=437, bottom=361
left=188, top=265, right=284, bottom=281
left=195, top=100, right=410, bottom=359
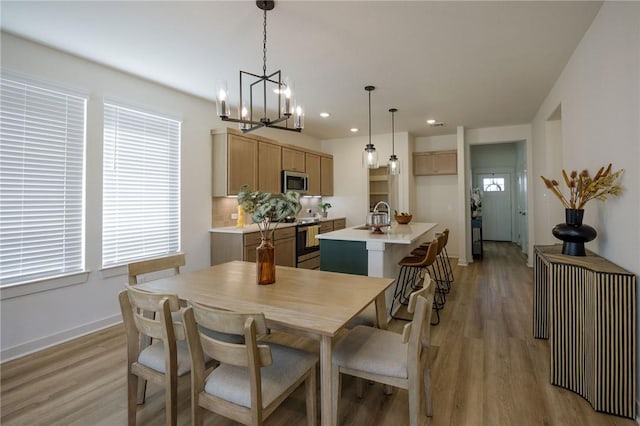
left=477, top=173, right=512, bottom=241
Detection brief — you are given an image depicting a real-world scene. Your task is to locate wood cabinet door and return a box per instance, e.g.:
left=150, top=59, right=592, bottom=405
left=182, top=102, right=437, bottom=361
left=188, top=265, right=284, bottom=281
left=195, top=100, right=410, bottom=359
left=306, top=153, right=321, bottom=195
left=258, top=142, right=282, bottom=193
left=274, top=237, right=295, bottom=267
left=282, top=147, right=305, bottom=172
left=413, top=150, right=457, bottom=175
left=320, top=156, right=333, bottom=196
left=228, top=134, right=257, bottom=194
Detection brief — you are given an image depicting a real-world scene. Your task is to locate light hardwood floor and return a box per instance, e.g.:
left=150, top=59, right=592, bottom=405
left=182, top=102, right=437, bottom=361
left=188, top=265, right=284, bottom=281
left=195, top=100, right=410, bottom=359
left=1, top=242, right=636, bottom=425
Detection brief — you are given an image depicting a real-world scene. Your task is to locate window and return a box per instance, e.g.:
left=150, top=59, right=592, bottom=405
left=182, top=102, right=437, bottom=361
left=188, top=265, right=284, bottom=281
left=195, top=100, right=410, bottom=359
left=483, top=177, right=504, bottom=192
left=102, top=102, right=181, bottom=267
left=0, top=74, right=87, bottom=286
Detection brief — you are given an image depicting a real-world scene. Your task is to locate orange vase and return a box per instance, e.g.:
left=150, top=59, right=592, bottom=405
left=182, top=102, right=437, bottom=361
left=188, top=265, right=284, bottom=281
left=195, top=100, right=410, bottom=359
left=256, top=239, right=276, bottom=285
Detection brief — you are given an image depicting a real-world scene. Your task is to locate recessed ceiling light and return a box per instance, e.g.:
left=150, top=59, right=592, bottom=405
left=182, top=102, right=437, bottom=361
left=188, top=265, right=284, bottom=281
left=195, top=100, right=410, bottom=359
left=426, top=119, right=436, bottom=125
left=320, top=112, right=330, bottom=118
left=350, top=128, right=359, bottom=133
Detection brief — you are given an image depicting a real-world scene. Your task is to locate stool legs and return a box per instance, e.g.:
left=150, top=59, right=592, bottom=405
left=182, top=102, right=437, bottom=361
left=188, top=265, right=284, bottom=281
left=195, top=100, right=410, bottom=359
left=390, top=265, right=424, bottom=320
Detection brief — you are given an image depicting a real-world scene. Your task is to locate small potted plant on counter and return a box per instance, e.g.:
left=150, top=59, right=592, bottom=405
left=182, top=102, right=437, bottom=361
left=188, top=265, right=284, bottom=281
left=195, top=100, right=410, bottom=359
left=320, top=202, right=332, bottom=218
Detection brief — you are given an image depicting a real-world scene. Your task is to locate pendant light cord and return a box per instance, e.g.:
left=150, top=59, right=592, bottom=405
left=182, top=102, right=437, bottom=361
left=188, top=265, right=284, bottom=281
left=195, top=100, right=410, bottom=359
left=368, top=90, right=372, bottom=146
left=391, top=110, right=395, bottom=155
left=262, top=2, right=267, bottom=77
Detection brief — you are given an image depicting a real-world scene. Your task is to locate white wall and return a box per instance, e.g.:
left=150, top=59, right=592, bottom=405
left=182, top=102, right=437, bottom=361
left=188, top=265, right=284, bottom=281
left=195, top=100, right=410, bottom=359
left=414, top=135, right=460, bottom=257
left=531, top=2, right=639, bottom=271
left=529, top=2, right=640, bottom=409
left=321, top=131, right=411, bottom=227
left=0, top=33, right=321, bottom=361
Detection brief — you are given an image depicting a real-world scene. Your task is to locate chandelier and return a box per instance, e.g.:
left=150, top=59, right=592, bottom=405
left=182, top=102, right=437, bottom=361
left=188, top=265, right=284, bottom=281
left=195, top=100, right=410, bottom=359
left=216, top=1, right=303, bottom=133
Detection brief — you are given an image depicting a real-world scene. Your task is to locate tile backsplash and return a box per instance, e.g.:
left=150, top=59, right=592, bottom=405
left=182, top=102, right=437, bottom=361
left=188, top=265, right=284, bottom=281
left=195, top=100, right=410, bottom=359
left=212, top=196, right=322, bottom=228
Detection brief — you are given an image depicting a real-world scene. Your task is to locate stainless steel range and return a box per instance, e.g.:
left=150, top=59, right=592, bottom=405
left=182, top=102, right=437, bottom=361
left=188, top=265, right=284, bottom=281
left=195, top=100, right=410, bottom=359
left=296, top=218, right=320, bottom=269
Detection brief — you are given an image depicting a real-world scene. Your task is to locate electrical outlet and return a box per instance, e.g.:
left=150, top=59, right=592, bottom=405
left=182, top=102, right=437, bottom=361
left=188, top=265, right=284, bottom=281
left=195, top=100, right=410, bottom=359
left=231, top=213, right=238, bottom=220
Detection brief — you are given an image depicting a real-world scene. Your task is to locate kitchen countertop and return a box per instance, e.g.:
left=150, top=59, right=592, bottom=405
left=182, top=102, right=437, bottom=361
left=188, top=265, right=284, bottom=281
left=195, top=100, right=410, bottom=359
left=209, top=217, right=345, bottom=234
left=316, top=222, right=437, bottom=244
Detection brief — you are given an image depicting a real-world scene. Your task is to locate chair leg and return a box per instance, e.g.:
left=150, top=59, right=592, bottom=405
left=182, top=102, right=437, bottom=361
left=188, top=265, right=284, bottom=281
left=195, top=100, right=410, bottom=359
left=192, top=394, right=203, bottom=426
left=408, top=375, right=421, bottom=426
left=127, top=371, right=138, bottom=426
left=304, top=367, right=317, bottom=426
left=165, top=371, right=178, bottom=426
left=424, top=368, right=433, bottom=417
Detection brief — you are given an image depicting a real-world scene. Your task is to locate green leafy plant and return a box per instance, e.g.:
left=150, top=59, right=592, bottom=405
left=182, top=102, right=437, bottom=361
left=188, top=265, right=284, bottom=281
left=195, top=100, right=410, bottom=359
left=237, top=184, right=301, bottom=240
left=320, top=202, right=332, bottom=213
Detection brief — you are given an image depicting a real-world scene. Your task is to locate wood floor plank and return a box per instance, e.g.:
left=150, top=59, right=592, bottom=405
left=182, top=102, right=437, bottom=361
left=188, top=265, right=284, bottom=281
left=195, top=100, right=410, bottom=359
left=1, top=242, right=636, bottom=426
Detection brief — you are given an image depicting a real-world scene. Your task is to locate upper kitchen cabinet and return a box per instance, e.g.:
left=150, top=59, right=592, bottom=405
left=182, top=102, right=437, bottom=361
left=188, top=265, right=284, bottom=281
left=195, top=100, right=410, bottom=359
left=212, top=130, right=257, bottom=196
left=413, top=150, right=457, bottom=176
left=320, top=156, right=333, bottom=196
left=258, top=142, right=282, bottom=194
left=282, top=147, right=305, bottom=172
left=306, top=153, right=321, bottom=195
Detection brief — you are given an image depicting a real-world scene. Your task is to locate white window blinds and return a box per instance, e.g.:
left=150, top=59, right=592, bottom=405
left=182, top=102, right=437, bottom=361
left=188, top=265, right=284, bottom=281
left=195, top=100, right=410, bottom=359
left=102, top=103, right=181, bottom=267
left=0, top=75, right=87, bottom=286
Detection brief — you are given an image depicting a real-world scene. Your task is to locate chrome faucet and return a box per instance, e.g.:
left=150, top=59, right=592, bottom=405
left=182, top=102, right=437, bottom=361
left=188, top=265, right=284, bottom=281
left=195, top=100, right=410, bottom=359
left=373, top=201, right=391, bottom=215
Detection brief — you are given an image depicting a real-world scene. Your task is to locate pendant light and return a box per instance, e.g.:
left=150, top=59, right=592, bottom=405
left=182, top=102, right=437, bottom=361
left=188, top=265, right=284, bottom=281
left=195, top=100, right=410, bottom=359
left=363, top=85, right=379, bottom=169
left=388, top=108, right=400, bottom=175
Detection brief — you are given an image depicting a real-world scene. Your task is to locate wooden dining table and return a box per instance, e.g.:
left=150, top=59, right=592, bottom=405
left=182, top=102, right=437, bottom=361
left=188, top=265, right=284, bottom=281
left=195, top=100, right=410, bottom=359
left=136, top=260, right=395, bottom=426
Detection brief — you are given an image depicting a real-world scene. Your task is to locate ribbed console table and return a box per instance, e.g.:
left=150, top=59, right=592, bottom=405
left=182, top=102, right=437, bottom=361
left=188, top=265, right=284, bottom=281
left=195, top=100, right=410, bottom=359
left=533, top=244, right=636, bottom=419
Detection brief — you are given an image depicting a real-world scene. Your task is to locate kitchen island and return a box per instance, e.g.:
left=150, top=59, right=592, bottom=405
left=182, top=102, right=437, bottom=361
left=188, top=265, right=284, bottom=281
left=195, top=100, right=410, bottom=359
left=317, top=222, right=438, bottom=317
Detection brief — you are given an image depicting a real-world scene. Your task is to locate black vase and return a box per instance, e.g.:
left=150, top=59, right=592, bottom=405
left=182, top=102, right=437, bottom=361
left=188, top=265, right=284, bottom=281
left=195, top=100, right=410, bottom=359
left=552, top=209, right=597, bottom=256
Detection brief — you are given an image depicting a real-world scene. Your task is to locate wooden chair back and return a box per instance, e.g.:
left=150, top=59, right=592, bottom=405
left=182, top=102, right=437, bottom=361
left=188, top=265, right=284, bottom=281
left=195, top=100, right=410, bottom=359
left=128, top=253, right=185, bottom=285
left=186, top=301, right=271, bottom=368
left=118, top=285, right=185, bottom=426
left=401, top=276, right=434, bottom=350
left=183, top=302, right=272, bottom=423
left=120, top=285, right=184, bottom=342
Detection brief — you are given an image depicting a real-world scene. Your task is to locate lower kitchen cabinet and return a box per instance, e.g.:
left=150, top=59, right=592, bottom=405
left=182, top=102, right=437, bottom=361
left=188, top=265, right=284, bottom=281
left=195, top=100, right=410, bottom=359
left=211, top=226, right=296, bottom=267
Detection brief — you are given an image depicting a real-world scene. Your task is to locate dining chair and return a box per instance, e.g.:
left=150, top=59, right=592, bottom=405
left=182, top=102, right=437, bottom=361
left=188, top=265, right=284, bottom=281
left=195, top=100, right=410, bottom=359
left=127, top=253, right=186, bottom=285
left=332, top=278, right=435, bottom=426
left=183, top=301, right=319, bottom=426
left=118, top=285, right=190, bottom=426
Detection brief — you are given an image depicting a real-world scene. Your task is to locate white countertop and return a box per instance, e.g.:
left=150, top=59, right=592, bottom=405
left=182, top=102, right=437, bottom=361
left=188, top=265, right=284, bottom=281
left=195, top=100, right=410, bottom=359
left=209, top=217, right=344, bottom=234
left=316, top=222, right=438, bottom=244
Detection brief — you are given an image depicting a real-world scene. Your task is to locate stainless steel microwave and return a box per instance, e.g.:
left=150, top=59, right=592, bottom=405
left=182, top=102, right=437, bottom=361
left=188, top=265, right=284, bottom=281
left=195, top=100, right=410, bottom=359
left=282, top=170, right=308, bottom=193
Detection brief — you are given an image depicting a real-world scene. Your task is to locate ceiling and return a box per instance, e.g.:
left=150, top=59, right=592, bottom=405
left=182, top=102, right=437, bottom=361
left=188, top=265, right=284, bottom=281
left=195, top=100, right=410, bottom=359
left=0, top=1, right=602, bottom=140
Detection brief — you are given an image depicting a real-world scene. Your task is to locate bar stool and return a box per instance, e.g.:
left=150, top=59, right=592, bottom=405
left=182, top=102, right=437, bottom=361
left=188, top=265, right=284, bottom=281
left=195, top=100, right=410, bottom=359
left=390, top=239, right=442, bottom=324
left=412, top=229, right=454, bottom=294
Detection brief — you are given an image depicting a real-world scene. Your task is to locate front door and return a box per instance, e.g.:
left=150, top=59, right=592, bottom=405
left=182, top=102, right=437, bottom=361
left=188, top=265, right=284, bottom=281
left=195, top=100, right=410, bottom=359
left=478, top=173, right=512, bottom=241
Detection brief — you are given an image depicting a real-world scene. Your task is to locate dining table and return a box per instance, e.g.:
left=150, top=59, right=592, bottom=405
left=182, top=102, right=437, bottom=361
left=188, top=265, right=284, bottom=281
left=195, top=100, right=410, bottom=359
left=136, top=260, right=395, bottom=426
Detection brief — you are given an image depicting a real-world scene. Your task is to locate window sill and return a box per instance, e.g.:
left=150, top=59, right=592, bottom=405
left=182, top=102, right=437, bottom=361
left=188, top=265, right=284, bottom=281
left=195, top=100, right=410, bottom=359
left=0, top=271, right=91, bottom=300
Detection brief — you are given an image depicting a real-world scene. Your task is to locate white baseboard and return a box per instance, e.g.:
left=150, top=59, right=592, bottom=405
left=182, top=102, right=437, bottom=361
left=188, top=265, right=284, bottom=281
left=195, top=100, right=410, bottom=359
left=1, top=314, right=122, bottom=363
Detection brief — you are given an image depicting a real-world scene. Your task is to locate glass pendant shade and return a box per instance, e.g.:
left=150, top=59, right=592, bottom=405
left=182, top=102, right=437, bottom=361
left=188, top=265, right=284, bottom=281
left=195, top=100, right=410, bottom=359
left=363, top=143, right=379, bottom=169
left=363, top=85, right=379, bottom=169
left=388, top=154, right=400, bottom=175
left=388, top=108, right=400, bottom=175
